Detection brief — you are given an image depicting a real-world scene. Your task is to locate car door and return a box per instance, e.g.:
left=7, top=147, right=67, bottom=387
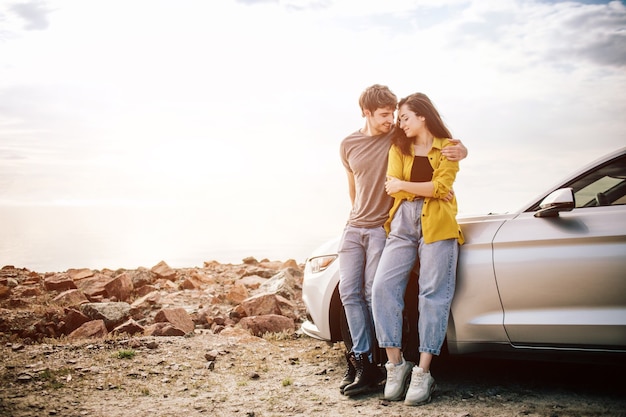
left=490, top=153, right=626, bottom=351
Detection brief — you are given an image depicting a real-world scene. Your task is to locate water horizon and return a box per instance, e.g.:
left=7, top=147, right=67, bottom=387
left=0, top=205, right=334, bottom=273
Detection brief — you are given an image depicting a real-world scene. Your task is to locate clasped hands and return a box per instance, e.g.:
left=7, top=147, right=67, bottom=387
left=385, top=176, right=455, bottom=202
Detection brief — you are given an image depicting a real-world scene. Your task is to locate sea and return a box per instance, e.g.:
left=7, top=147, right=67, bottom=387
left=0, top=205, right=331, bottom=273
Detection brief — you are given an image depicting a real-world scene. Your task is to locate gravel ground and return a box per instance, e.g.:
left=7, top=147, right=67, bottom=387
left=1, top=329, right=625, bottom=417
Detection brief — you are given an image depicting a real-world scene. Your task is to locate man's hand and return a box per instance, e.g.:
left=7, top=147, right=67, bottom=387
left=442, top=189, right=455, bottom=202
left=442, top=139, right=468, bottom=161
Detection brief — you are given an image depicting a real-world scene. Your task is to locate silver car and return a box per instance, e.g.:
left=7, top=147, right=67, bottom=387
left=301, top=147, right=626, bottom=361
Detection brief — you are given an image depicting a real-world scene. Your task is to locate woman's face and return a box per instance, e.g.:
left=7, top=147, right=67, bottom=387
left=398, top=103, right=425, bottom=138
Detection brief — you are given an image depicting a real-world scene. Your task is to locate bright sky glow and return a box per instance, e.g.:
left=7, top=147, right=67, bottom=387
left=1, top=0, right=625, bottom=270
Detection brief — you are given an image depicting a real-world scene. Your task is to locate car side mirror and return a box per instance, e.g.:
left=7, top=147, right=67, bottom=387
left=534, top=188, right=575, bottom=218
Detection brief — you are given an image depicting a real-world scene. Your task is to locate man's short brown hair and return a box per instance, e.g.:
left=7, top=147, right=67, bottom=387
left=358, top=84, right=397, bottom=117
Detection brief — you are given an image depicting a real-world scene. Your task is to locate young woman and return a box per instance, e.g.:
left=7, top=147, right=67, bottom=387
left=371, top=93, right=464, bottom=406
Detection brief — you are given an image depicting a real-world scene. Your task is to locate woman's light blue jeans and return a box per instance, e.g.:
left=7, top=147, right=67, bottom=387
left=372, top=199, right=459, bottom=356
left=338, top=225, right=387, bottom=358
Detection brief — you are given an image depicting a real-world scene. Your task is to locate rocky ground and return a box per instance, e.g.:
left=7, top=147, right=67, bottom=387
left=1, top=261, right=625, bottom=417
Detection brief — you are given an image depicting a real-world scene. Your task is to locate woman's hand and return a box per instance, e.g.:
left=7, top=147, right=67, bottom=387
left=385, top=176, right=404, bottom=195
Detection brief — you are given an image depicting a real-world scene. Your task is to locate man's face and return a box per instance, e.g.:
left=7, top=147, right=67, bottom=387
left=366, top=107, right=395, bottom=135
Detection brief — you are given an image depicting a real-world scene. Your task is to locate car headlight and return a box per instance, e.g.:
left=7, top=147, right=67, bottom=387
left=307, top=255, right=338, bottom=274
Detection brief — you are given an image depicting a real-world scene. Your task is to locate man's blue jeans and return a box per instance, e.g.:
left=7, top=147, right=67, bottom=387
left=338, top=225, right=387, bottom=359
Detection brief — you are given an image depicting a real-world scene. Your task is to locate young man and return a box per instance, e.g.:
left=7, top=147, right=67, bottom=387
left=338, top=84, right=467, bottom=397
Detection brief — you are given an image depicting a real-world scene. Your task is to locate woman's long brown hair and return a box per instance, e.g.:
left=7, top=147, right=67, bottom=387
left=392, top=93, right=452, bottom=156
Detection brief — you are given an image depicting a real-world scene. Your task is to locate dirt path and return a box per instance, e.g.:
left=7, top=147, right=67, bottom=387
left=2, top=330, right=624, bottom=417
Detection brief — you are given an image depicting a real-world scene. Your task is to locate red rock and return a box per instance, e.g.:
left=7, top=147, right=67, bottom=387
left=53, top=289, right=88, bottom=307
left=13, top=285, right=41, bottom=297
left=61, top=308, right=91, bottom=334
left=104, top=272, right=133, bottom=302
left=239, top=314, right=295, bottom=337
left=67, top=268, right=94, bottom=280
left=68, top=320, right=108, bottom=340
left=144, top=322, right=186, bottom=336
left=0, top=285, right=10, bottom=299
left=226, top=282, right=249, bottom=304
left=191, top=271, right=215, bottom=284
left=242, top=256, right=258, bottom=265
left=75, top=274, right=112, bottom=301
left=131, top=291, right=161, bottom=310
left=281, top=259, right=300, bottom=270
left=240, top=293, right=298, bottom=320
left=127, top=268, right=154, bottom=289
left=135, top=285, right=158, bottom=297
left=238, top=275, right=267, bottom=290
left=180, top=275, right=204, bottom=290
left=154, top=307, right=194, bottom=334
left=43, top=274, right=77, bottom=292
left=112, top=318, right=144, bottom=335
left=151, top=261, right=176, bottom=281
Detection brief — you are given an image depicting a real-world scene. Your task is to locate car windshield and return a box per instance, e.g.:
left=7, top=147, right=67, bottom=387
left=527, top=153, right=626, bottom=211
left=570, top=154, right=626, bottom=208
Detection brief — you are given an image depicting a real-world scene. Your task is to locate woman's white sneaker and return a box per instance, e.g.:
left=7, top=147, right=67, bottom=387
left=383, top=359, right=413, bottom=401
left=404, top=366, right=436, bottom=406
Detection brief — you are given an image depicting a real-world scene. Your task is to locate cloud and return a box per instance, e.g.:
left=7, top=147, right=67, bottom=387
left=0, top=0, right=624, bottom=210
left=554, top=1, right=626, bottom=67
left=235, top=0, right=332, bottom=10
left=514, top=0, right=626, bottom=68
left=9, top=0, right=52, bottom=31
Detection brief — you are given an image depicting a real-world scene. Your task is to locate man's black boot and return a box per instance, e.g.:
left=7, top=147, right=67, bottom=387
left=339, top=351, right=357, bottom=394
left=342, top=353, right=385, bottom=397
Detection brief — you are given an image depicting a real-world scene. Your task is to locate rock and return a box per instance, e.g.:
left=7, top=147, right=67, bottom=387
left=135, top=284, right=159, bottom=297
left=68, top=320, right=108, bottom=340
left=17, top=372, right=33, bottom=383
left=80, top=302, right=132, bottom=331
left=191, top=271, right=215, bottom=285
left=43, top=274, right=77, bottom=292
left=238, top=314, right=295, bottom=337
left=104, top=273, right=133, bottom=302
left=6, top=278, right=19, bottom=287
left=226, top=282, right=249, bottom=304
left=0, top=284, right=10, bottom=299
left=61, top=308, right=91, bottom=334
left=242, top=256, right=258, bottom=265
left=12, top=285, right=41, bottom=298
left=67, top=268, right=95, bottom=280
left=144, top=322, right=186, bottom=336
left=75, top=274, right=112, bottom=301
left=238, top=275, right=268, bottom=290
left=112, top=318, right=144, bottom=336
left=180, top=275, right=205, bottom=290
left=151, top=261, right=176, bottom=281
left=204, top=350, right=219, bottom=361
left=131, top=291, right=161, bottom=312
left=53, top=289, right=88, bottom=307
left=259, top=270, right=298, bottom=300
left=0, top=257, right=307, bottom=342
left=154, top=308, right=195, bottom=334
left=281, top=259, right=300, bottom=270
left=127, top=268, right=154, bottom=289
left=239, top=293, right=298, bottom=320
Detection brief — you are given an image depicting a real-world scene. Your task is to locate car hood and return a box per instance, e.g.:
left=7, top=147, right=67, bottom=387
left=457, top=212, right=519, bottom=224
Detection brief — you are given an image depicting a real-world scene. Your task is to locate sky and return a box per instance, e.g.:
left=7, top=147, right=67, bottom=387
left=1, top=0, right=625, bottom=270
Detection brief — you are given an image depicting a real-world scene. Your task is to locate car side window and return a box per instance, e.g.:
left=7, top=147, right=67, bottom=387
left=568, top=155, right=626, bottom=208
